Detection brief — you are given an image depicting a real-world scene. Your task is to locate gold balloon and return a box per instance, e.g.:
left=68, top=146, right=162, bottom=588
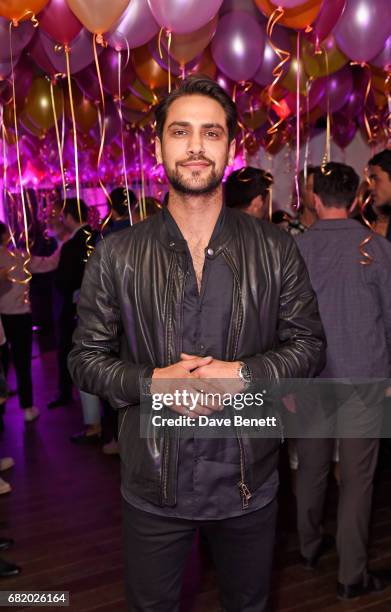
left=20, top=110, right=45, bottom=137
left=302, top=35, right=348, bottom=78
left=242, top=108, right=267, bottom=131
left=130, top=78, right=159, bottom=104
left=254, top=0, right=322, bottom=30
left=74, top=97, right=98, bottom=133
left=190, top=47, right=217, bottom=79
left=281, top=54, right=308, bottom=95
left=2, top=104, right=16, bottom=129
left=123, top=92, right=150, bottom=113
left=169, top=16, right=218, bottom=65
left=66, top=0, right=129, bottom=35
left=133, top=45, right=169, bottom=90
left=25, top=77, right=63, bottom=131
left=0, top=0, right=48, bottom=22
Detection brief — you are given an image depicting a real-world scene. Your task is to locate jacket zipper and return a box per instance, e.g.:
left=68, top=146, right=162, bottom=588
left=118, top=409, right=128, bottom=440
left=237, top=434, right=252, bottom=509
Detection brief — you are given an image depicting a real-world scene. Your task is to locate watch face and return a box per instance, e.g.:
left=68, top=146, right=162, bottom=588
left=240, top=364, right=252, bottom=383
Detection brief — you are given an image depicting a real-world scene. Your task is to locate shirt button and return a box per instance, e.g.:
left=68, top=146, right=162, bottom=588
left=169, top=241, right=175, bottom=248
left=206, top=248, right=214, bottom=256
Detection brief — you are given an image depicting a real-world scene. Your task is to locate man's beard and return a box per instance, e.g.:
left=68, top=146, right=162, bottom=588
left=376, top=203, right=391, bottom=216
left=164, top=156, right=226, bottom=196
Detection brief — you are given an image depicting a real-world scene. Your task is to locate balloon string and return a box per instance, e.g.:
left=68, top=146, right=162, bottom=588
left=158, top=26, right=164, bottom=59
left=321, top=51, right=331, bottom=172
left=9, top=21, right=31, bottom=288
left=167, top=30, right=172, bottom=94
left=294, top=31, right=301, bottom=209
left=1, top=118, right=18, bottom=257
left=138, top=132, right=146, bottom=220
left=363, top=65, right=373, bottom=143
left=266, top=8, right=290, bottom=137
left=64, top=46, right=81, bottom=221
left=117, top=51, right=133, bottom=226
left=50, top=81, right=67, bottom=211
left=302, top=78, right=312, bottom=209
left=386, top=72, right=391, bottom=144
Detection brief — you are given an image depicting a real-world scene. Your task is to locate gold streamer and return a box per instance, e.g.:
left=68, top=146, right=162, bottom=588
left=266, top=8, right=291, bottom=136
left=138, top=131, right=147, bottom=220
left=50, top=81, right=67, bottom=210
left=9, top=22, right=31, bottom=287
left=117, top=50, right=133, bottom=226
left=321, top=51, right=331, bottom=172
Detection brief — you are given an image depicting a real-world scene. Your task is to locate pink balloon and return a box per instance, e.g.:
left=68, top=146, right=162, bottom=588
left=39, top=0, right=83, bottom=45
left=318, top=65, right=353, bottom=113
left=0, top=17, right=34, bottom=60
left=311, top=0, right=346, bottom=44
left=220, top=0, right=266, bottom=23
left=216, top=72, right=235, bottom=97
left=147, top=0, right=224, bottom=35
left=211, top=11, right=265, bottom=82
left=254, top=25, right=291, bottom=86
left=91, top=99, right=121, bottom=143
left=331, top=111, right=357, bottom=149
left=99, top=47, right=136, bottom=96
left=371, top=35, right=391, bottom=70
left=334, top=0, right=391, bottom=63
left=40, top=28, right=102, bottom=75
left=108, top=0, right=159, bottom=51
left=27, top=32, right=57, bottom=76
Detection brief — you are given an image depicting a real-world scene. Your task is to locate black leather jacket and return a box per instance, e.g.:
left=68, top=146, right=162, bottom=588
left=68, top=208, right=326, bottom=508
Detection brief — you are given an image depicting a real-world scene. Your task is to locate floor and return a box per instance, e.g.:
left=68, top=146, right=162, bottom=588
left=1, top=346, right=391, bottom=611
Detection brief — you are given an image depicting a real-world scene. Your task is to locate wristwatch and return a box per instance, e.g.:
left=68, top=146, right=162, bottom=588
left=237, top=362, right=252, bottom=388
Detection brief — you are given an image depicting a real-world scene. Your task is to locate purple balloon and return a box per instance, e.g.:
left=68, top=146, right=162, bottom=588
left=371, top=35, right=391, bottom=70
left=0, top=17, right=34, bottom=61
left=211, top=11, right=265, bottom=82
left=40, top=28, right=102, bottom=75
left=91, top=99, right=121, bottom=144
left=311, top=0, right=346, bottom=44
left=318, top=65, right=354, bottom=113
left=332, top=112, right=357, bottom=149
left=98, top=47, right=136, bottom=96
left=220, top=0, right=266, bottom=23
left=0, top=55, right=19, bottom=81
left=277, top=0, right=308, bottom=6
left=108, top=0, right=159, bottom=51
left=216, top=71, right=235, bottom=96
left=27, top=32, right=57, bottom=76
left=254, top=25, right=291, bottom=86
left=334, top=0, right=391, bottom=62
left=340, top=66, right=367, bottom=118
left=147, top=0, right=224, bottom=35
left=39, top=0, right=83, bottom=45
left=73, top=65, right=101, bottom=103
left=12, top=56, right=34, bottom=108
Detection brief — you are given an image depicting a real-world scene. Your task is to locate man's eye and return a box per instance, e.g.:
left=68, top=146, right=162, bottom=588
left=174, top=130, right=187, bottom=136
left=206, top=131, right=218, bottom=138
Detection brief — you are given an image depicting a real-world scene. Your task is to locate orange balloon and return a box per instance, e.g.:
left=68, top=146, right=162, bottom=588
left=190, top=47, right=217, bottom=79
left=130, top=78, right=160, bottom=104
left=74, top=97, right=98, bottom=133
left=169, top=16, right=218, bottom=65
left=25, top=77, right=63, bottom=130
left=133, top=45, right=169, bottom=90
left=0, top=0, right=48, bottom=21
left=66, top=0, right=129, bottom=35
left=2, top=104, right=16, bottom=129
left=123, top=92, right=150, bottom=113
left=254, top=0, right=322, bottom=30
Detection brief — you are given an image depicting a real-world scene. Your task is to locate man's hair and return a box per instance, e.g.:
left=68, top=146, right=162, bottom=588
left=154, top=75, right=238, bottom=142
left=368, top=149, right=391, bottom=181
left=110, top=188, right=137, bottom=217
left=313, top=162, right=359, bottom=208
left=225, top=167, right=273, bottom=209
left=63, top=198, right=89, bottom=223
left=0, top=221, right=8, bottom=243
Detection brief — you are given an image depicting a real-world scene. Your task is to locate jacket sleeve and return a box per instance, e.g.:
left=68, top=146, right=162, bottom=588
left=242, top=236, right=326, bottom=380
left=68, top=239, right=153, bottom=409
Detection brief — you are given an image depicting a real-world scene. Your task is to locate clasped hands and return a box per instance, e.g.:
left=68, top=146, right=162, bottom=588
left=151, top=353, right=244, bottom=418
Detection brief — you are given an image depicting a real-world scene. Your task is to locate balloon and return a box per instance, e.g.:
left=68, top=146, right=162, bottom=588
left=39, top=0, right=83, bottom=45
left=0, top=57, right=16, bottom=80
left=66, top=0, right=129, bottom=35
left=91, top=99, right=121, bottom=143
left=73, top=65, right=101, bottom=102
left=0, top=80, right=12, bottom=105
left=281, top=51, right=308, bottom=95
left=132, top=44, right=169, bottom=90
left=271, top=0, right=310, bottom=6
left=331, top=111, right=357, bottom=149
left=190, top=48, right=217, bottom=79
left=11, top=55, right=34, bottom=109
left=107, top=0, right=159, bottom=51
left=168, top=15, right=218, bottom=65
left=0, top=0, right=48, bottom=22
left=148, top=35, right=201, bottom=77
left=254, top=25, right=291, bottom=86
left=318, top=65, right=353, bottom=113
left=99, top=47, right=135, bottom=97
left=302, top=35, right=348, bottom=78
left=340, top=66, right=367, bottom=118
left=147, top=0, right=223, bottom=34
left=27, top=31, right=57, bottom=75
left=216, top=72, right=235, bottom=97
left=334, top=0, right=391, bottom=63
left=122, top=106, right=145, bottom=125
left=123, top=92, right=150, bottom=113
left=211, top=11, right=265, bottom=82
left=254, top=0, right=322, bottom=30
left=24, top=77, right=63, bottom=130
left=73, top=97, right=98, bottom=133
left=311, top=0, right=346, bottom=43
left=129, top=77, right=159, bottom=104
left=371, top=35, right=391, bottom=71
left=0, top=17, right=34, bottom=59
left=40, top=28, right=102, bottom=74
left=220, top=0, right=266, bottom=23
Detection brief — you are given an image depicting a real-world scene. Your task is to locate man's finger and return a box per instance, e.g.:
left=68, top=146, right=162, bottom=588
left=180, top=356, right=213, bottom=372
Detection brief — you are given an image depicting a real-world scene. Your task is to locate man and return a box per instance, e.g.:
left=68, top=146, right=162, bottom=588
left=287, top=166, right=318, bottom=236
left=103, top=187, right=136, bottom=235
left=48, top=199, right=92, bottom=409
left=225, top=166, right=273, bottom=218
left=368, top=149, right=391, bottom=240
left=69, top=76, right=325, bottom=612
left=295, top=162, right=391, bottom=599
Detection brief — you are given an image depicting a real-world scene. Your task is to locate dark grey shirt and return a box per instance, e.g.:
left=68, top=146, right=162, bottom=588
left=296, top=219, right=391, bottom=378
left=124, top=206, right=278, bottom=519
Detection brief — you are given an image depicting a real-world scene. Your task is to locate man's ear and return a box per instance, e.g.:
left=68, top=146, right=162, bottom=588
left=313, top=193, right=322, bottom=215
left=155, top=137, right=163, bottom=165
left=228, top=138, right=236, bottom=166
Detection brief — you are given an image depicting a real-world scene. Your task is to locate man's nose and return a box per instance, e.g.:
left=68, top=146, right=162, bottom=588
left=187, top=133, right=204, bottom=156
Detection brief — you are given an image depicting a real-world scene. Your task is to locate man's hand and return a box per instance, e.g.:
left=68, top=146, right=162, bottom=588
left=151, top=355, right=216, bottom=417
left=180, top=353, right=245, bottom=401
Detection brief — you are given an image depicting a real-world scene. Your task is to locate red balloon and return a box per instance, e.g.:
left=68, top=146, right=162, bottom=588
left=40, top=0, right=83, bottom=45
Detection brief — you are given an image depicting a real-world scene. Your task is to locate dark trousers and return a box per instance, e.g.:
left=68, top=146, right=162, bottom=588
left=296, top=438, right=379, bottom=585
left=1, top=313, right=33, bottom=409
left=122, top=497, right=277, bottom=612
left=102, top=400, right=118, bottom=442
left=58, top=304, right=77, bottom=399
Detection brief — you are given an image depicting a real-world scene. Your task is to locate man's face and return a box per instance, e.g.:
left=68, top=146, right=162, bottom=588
left=302, top=173, right=316, bottom=211
left=368, top=164, right=391, bottom=210
left=155, top=95, right=235, bottom=196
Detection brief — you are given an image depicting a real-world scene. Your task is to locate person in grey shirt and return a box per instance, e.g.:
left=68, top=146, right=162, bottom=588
left=295, top=162, right=391, bottom=600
